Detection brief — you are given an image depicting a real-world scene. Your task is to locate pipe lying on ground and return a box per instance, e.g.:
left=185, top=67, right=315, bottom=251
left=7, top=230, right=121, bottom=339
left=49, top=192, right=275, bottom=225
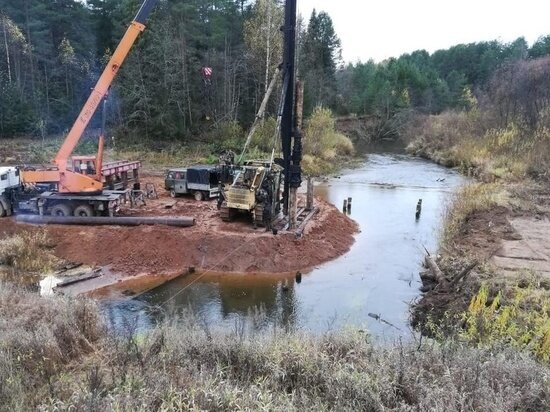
left=16, top=215, right=196, bottom=227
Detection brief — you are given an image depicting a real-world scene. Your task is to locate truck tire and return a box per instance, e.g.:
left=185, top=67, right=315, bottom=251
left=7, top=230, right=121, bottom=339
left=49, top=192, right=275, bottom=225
left=74, top=204, right=95, bottom=217
left=50, top=204, right=73, bottom=217
left=194, top=191, right=204, bottom=201
left=170, top=189, right=177, bottom=198
left=0, top=195, right=12, bottom=217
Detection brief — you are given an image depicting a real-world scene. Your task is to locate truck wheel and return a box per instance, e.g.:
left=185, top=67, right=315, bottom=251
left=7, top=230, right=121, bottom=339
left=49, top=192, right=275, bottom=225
left=194, top=191, right=204, bottom=201
left=74, top=204, right=95, bottom=217
left=0, top=202, right=5, bottom=217
left=50, top=204, right=72, bottom=217
left=170, top=189, right=177, bottom=198
left=0, top=195, right=8, bottom=217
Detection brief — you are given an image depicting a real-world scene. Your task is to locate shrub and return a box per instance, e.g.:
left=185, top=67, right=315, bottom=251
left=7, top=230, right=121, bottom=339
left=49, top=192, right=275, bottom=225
left=250, top=117, right=278, bottom=153
left=405, top=110, right=550, bottom=182
left=302, top=107, right=355, bottom=175
left=207, top=120, right=245, bottom=152
left=0, top=283, right=103, bottom=409
left=462, top=284, right=550, bottom=362
left=0, top=230, right=57, bottom=274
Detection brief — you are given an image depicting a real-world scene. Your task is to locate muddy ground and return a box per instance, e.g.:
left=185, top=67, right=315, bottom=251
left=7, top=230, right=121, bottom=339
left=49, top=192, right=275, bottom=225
left=0, top=175, right=358, bottom=292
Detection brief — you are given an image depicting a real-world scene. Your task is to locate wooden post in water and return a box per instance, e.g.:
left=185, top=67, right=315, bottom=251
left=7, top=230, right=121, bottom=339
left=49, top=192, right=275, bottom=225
left=347, top=197, right=352, bottom=212
left=416, top=199, right=423, bottom=220
left=306, top=176, right=314, bottom=211
left=343, top=199, right=348, bottom=212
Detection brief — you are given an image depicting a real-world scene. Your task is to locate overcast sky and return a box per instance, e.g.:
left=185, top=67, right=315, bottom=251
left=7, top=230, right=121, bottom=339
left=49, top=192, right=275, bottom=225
left=297, top=0, right=550, bottom=63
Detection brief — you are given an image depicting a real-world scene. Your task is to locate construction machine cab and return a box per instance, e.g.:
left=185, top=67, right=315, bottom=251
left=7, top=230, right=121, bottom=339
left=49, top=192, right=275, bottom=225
left=219, top=160, right=282, bottom=226
left=72, top=156, right=98, bottom=176
left=233, top=163, right=267, bottom=191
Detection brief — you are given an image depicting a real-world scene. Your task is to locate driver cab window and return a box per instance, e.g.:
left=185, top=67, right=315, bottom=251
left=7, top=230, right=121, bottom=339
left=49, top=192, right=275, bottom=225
left=1, top=174, right=7, bottom=181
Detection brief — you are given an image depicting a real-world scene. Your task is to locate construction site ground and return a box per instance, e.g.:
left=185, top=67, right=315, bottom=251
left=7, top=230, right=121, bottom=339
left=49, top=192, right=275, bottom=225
left=1, top=174, right=358, bottom=295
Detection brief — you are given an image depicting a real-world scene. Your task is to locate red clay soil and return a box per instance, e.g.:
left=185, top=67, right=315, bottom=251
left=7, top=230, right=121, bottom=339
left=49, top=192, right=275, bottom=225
left=1, top=175, right=358, bottom=277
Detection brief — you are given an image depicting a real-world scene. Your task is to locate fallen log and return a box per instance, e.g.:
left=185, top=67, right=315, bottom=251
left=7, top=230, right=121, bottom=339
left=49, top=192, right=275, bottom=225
left=424, top=254, right=447, bottom=285
left=16, top=215, right=196, bottom=227
left=450, top=261, right=478, bottom=287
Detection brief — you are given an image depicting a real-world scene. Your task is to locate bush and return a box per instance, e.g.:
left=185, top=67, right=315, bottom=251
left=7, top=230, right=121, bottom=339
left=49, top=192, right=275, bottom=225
left=0, top=283, right=103, bottom=409
left=250, top=117, right=278, bottom=153
left=302, top=107, right=355, bottom=175
left=405, top=109, right=550, bottom=182
left=462, top=284, right=550, bottom=362
left=0, top=230, right=57, bottom=274
left=207, top=120, right=245, bottom=152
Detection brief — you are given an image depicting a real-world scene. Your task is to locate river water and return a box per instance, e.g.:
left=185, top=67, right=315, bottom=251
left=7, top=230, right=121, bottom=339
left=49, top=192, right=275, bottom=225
left=106, top=151, right=466, bottom=340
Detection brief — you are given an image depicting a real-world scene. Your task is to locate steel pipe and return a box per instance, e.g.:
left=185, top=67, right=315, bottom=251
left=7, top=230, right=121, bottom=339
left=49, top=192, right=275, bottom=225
left=16, top=215, right=195, bottom=227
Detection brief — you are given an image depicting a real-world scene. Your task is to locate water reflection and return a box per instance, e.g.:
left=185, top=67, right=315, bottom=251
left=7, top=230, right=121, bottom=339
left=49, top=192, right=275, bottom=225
left=107, top=273, right=300, bottom=333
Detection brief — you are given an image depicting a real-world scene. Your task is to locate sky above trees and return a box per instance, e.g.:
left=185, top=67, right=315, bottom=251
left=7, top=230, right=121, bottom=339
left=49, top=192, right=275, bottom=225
left=298, top=0, right=550, bottom=63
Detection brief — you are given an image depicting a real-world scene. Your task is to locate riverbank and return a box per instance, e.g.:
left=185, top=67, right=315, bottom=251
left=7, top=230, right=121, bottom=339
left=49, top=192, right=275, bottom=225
left=1, top=282, right=548, bottom=411
left=407, top=112, right=550, bottom=360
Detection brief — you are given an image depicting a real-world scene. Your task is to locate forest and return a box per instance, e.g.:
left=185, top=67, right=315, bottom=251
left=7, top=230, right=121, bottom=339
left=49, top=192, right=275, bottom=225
left=1, top=0, right=550, bottom=145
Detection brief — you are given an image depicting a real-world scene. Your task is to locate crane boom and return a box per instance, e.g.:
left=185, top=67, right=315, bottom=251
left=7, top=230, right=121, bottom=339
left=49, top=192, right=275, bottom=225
left=23, top=0, right=158, bottom=194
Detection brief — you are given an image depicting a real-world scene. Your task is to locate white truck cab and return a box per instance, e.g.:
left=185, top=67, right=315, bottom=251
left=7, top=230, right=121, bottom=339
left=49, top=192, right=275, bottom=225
left=0, top=166, right=20, bottom=191
left=0, top=166, right=21, bottom=217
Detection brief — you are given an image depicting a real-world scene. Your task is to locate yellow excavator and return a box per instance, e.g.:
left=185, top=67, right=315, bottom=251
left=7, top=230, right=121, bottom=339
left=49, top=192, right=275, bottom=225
left=22, top=0, right=158, bottom=195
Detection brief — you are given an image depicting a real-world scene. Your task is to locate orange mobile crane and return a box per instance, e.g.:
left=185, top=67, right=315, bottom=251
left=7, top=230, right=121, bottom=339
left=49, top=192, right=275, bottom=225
left=14, top=0, right=158, bottom=217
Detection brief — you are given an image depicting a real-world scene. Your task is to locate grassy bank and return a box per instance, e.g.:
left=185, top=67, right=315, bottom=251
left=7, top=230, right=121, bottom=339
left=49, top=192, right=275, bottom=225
left=406, top=110, right=550, bottom=361
left=405, top=110, right=550, bottom=181
left=1, top=283, right=548, bottom=411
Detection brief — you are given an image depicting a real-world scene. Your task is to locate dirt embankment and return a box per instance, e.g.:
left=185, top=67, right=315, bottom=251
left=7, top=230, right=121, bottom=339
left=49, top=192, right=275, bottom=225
left=0, top=175, right=358, bottom=281
left=413, top=180, right=550, bottom=330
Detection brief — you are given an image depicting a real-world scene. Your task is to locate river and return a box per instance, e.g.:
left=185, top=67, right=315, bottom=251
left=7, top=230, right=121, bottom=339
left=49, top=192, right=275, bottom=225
left=105, top=151, right=466, bottom=340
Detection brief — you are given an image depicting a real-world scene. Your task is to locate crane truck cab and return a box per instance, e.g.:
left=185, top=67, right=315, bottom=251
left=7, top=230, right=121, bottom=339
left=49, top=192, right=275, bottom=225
left=0, top=166, right=21, bottom=217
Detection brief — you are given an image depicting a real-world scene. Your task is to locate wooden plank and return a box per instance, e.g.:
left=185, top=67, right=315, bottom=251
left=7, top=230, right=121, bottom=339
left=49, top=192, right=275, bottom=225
left=54, top=269, right=102, bottom=288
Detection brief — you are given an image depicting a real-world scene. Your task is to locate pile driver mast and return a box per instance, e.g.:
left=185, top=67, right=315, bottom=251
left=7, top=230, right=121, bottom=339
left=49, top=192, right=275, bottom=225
left=280, top=0, right=302, bottom=216
left=22, top=0, right=158, bottom=194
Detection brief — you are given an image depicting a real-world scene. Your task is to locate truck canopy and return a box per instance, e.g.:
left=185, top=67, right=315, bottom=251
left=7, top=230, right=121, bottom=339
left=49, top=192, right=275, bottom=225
left=187, top=166, right=219, bottom=186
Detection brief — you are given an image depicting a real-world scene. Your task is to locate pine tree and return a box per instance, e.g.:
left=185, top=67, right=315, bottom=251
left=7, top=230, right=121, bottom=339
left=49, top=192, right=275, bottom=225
left=300, top=10, right=341, bottom=115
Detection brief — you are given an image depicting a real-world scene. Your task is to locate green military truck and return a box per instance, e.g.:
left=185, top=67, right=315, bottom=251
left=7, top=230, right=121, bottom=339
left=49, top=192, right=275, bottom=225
left=164, top=165, right=220, bottom=201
